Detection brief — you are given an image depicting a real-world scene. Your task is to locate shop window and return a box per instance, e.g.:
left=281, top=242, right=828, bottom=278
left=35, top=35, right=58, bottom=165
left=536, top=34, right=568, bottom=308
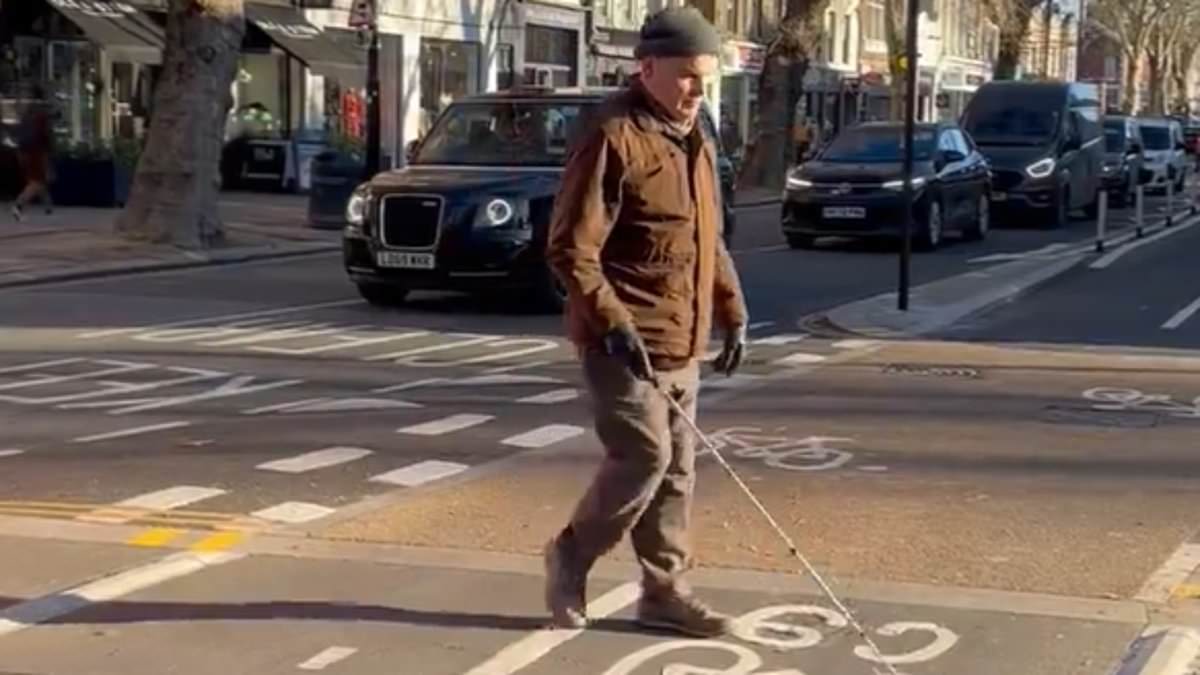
left=420, top=38, right=481, bottom=133
left=524, top=25, right=577, bottom=87
left=497, top=43, right=515, bottom=90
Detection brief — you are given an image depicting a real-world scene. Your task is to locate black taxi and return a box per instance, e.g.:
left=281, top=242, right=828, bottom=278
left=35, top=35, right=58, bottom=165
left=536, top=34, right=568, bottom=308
left=341, top=86, right=737, bottom=311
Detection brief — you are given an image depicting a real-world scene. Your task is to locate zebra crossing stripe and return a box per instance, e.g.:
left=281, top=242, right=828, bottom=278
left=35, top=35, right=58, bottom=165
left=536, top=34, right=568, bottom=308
left=257, top=447, right=374, bottom=473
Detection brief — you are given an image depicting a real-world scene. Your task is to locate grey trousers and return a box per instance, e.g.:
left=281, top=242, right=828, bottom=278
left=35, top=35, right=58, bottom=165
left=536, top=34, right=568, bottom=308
left=566, top=350, right=701, bottom=596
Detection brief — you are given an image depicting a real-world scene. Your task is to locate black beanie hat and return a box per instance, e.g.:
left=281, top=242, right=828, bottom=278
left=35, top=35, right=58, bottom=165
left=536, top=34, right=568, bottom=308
left=634, top=6, right=722, bottom=59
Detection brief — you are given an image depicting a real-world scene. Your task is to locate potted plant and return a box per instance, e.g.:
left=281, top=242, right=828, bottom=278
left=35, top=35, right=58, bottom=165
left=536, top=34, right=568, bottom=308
left=50, top=137, right=141, bottom=207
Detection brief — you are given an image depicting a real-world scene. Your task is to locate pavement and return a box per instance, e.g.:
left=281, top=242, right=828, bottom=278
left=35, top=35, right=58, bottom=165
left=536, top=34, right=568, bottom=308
left=2, top=187, right=1200, bottom=674
left=0, top=192, right=338, bottom=288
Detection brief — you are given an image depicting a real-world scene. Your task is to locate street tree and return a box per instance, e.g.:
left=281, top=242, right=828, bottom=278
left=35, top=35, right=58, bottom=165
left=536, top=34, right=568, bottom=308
left=736, top=0, right=832, bottom=190
left=1143, top=0, right=1200, bottom=113
left=115, top=0, right=245, bottom=248
left=992, top=0, right=1043, bottom=79
left=1091, top=0, right=1171, bottom=112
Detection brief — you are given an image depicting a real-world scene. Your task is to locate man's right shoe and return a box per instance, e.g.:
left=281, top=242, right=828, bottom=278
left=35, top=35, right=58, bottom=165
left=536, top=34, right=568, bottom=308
left=543, top=535, right=587, bottom=628
left=635, top=592, right=735, bottom=638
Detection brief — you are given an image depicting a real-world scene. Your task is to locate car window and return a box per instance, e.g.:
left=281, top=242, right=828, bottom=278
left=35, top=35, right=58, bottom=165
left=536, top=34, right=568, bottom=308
left=948, top=129, right=971, bottom=155
left=962, top=96, right=1062, bottom=146
left=937, top=131, right=957, bottom=153
left=1140, top=125, right=1171, bottom=150
left=817, top=126, right=937, bottom=162
left=413, top=100, right=591, bottom=167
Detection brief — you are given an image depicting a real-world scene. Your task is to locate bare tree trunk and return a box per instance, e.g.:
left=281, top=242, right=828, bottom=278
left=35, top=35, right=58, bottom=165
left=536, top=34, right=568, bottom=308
left=1171, top=45, right=1197, bottom=113
left=1125, top=50, right=1143, bottom=113
left=1147, top=52, right=1165, bottom=114
left=115, top=0, right=245, bottom=248
left=994, top=0, right=1042, bottom=79
left=739, top=53, right=804, bottom=189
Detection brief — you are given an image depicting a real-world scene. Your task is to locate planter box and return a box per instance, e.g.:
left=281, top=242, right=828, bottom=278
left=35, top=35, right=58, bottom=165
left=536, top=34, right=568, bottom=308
left=50, top=157, right=133, bottom=207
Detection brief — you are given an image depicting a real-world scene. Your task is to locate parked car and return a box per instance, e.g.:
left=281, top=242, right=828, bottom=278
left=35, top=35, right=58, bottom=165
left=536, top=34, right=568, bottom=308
left=1101, top=115, right=1145, bottom=207
left=780, top=121, right=992, bottom=250
left=342, top=86, right=738, bottom=311
left=961, top=80, right=1103, bottom=228
left=1136, top=117, right=1189, bottom=193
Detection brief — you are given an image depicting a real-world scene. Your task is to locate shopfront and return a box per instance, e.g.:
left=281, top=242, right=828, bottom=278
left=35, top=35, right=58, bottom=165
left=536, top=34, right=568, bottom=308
left=589, top=28, right=638, bottom=86
left=520, top=1, right=586, bottom=88
left=937, top=64, right=988, bottom=121
left=719, top=40, right=765, bottom=160
left=419, top=38, right=482, bottom=133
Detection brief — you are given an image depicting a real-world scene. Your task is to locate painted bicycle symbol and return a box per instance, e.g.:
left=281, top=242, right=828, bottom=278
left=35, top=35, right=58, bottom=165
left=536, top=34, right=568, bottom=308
left=1082, top=387, right=1200, bottom=419
left=602, top=603, right=960, bottom=674
left=701, top=427, right=855, bottom=472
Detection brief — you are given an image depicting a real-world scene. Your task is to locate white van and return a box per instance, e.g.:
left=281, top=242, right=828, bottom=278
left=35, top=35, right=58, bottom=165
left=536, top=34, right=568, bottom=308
left=1136, top=118, right=1189, bottom=192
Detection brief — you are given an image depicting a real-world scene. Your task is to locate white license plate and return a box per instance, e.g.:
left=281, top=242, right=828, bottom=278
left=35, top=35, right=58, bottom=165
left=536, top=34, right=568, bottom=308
left=822, top=206, right=866, bottom=219
left=991, top=192, right=1007, bottom=202
left=376, top=251, right=435, bottom=269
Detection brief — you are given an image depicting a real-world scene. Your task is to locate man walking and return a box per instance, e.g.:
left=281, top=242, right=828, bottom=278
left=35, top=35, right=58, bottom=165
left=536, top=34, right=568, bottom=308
left=543, top=7, right=749, bottom=637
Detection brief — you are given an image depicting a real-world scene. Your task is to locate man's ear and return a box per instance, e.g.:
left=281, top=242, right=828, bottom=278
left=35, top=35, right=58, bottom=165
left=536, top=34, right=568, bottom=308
left=639, top=57, right=655, bottom=79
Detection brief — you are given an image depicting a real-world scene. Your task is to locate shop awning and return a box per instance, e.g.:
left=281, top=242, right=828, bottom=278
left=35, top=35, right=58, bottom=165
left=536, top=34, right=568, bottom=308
left=245, top=3, right=366, bottom=88
left=48, top=0, right=166, bottom=64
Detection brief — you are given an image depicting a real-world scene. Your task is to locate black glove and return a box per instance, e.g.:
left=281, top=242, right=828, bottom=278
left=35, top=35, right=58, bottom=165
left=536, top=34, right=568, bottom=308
left=603, top=325, right=656, bottom=382
left=713, top=324, right=747, bottom=376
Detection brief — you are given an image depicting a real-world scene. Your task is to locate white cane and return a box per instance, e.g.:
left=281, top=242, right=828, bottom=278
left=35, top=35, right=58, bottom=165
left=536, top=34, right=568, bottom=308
left=656, top=382, right=903, bottom=675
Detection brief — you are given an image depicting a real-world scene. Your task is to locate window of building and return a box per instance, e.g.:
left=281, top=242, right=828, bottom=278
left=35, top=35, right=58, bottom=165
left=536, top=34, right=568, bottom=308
left=824, top=11, right=836, bottom=62
left=524, top=25, right=578, bottom=88
left=842, top=13, right=853, bottom=64
left=420, top=38, right=481, bottom=134
left=863, top=1, right=885, bottom=41
left=497, top=43, right=515, bottom=90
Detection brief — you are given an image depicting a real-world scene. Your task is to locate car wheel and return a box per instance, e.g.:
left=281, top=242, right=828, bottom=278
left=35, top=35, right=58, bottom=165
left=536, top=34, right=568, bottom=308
left=916, top=200, right=943, bottom=251
left=357, top=282, right=408, bottom=307
left=786, top=234, right=816, bottom=249
left=965, top=193, right=989, bottom=241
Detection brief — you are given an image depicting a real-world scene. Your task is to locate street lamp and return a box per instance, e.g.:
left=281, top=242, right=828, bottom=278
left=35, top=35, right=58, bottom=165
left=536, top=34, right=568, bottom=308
left=898, top=0, right=919, bottom=311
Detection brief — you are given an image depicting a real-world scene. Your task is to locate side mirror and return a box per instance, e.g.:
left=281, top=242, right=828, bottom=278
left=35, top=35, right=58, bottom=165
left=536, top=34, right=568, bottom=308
left=1130, top=143, right=1143, bottom=154
left=935, top=149, right=965, bottom=170
left=1139, top=167, right=1154, bottom=185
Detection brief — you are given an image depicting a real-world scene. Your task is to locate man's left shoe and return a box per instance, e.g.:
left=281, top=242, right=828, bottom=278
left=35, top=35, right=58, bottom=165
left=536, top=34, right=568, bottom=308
left=635, top=592, right=734, bottom=638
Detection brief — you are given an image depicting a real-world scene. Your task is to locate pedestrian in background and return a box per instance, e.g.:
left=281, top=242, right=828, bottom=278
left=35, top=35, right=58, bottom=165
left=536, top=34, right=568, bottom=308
left=543, top=6, right=749, bottom=638
left=11, top=85, right=54, bottom=221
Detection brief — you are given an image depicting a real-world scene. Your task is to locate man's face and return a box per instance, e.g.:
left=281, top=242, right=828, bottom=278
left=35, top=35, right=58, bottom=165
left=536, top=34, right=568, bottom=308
left=640, top=54, right=718, bottom=122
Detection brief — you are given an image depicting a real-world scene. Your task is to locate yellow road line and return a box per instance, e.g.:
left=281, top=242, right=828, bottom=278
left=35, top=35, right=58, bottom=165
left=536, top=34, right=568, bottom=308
left=191, top=531, right=244, bottom=552
left=127, top=528, right=184, bottom=548
left=0, top=506, right=269, bottom=530
left=1171, top=583, right=1200, bottom=599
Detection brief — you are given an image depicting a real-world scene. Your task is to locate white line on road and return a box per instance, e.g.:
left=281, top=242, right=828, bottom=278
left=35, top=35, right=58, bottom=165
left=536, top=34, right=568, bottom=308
left=501, top=424, right=585, bottom=448
left=747, top=321, right=776, bottom=331
left=297, top=646, right=358, bottom=670
left=0, top=550, right=242, bottom=637
left=0, top=449, right=25, bottom=458
left=732, top=244, right=788, bottom=256
left=77, top=485, right=227, bottom=524
left=832, top=339, right=883, bottom=350
left=1136, top=543, right=1200, bottom=603
left=368, top=460, right=470, bottom=487
left=77, top=299, right=362, bottom=339
left=774, top=352, right=828, bottom=366
left=397, top=414, right=493, bottom=436
left=1113, top=626, right=1200, bottom=675
left=1091, top=215, right=1200, bottom=269
left=751, top=333, right=808, bottom=346
left=252, top=501, right=337, bottom=524
left=72, top=421, right=192, bottom=443
left=461, top=582, right=640, bottom=675
left=1163, top=296, right=1200, bottom=330
left=517, top=388, right=580, bottom=404
left=257, top=447, right=374, bottom=473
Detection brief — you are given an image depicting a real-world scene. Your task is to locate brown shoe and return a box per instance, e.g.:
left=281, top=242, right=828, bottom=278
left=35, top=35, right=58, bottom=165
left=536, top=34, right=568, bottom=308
left=543, top=535, right=587, bottom=628
left=635, top=592, right=734, bottom=638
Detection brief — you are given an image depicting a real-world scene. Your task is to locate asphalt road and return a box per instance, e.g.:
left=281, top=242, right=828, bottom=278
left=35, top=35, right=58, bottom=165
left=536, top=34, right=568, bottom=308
left=1, top=196, right=1197, bottom=675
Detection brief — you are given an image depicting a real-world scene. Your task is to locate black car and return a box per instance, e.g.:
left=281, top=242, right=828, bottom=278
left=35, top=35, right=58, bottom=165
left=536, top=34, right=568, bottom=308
left=1101, top=115, right=1145, bottom=207
left=342, top=86, right=738, bottom=311
left=961, top=81, right=1103, bottom=228
left=781, top=121, right=991, bottom=250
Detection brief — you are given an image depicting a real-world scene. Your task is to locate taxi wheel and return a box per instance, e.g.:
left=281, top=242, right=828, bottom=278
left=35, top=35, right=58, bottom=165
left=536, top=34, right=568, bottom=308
left=357, top=282, right=408, bottom=307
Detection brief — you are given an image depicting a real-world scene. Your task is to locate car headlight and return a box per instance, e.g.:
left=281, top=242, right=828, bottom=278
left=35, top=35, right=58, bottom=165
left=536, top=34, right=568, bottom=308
left=882, top=176, right=928, bottom=191
left=786, top=168, right=812, bottom=190
left=345, top=185, right=370, bottom=228
left=473, top=197, right=528, bottom=228
left=1025, top=158, right=1056, bottom=179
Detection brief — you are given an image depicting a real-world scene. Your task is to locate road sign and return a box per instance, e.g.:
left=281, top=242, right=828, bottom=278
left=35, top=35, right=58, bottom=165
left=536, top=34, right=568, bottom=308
left=348, top=0, right=374, bottom=29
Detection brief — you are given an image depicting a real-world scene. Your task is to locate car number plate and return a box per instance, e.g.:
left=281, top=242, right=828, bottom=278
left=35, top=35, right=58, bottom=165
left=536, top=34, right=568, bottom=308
left=991, top=192, right=1007, bottom=201
left=376, top=251, right=435, bottom=269
left=822, top=206, right=866, bottom=219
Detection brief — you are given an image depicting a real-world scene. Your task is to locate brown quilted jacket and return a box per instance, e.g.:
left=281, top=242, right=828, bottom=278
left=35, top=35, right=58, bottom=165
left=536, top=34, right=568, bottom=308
left=546, top=81, right=748, bottom=368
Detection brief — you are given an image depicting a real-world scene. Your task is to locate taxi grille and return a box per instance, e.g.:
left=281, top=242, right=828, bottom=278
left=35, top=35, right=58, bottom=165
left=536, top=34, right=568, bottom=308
left=380, top=194, right=442, bottom=249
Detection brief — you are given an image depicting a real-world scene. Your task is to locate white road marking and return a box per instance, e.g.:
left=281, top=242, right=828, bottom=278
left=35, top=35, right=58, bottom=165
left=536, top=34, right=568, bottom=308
left=451, top=374, right=564, bottom=386
left=72, top=421, right=192, bottom=443
left=0, top=551, right=242, bottom=637
left=517, top=388, right=579, bottom=404
left=275, top=397, right=421, bottom=414
left=832, top=339, right=883, bottom=349
left=78, top=485, right=227, bottom=524
left=1163, top=296, right=1200, bottom=330
left=461, top=582, right=639, bottom=675
left=501, top=424, right=585, bottom=448
left=257, top=447, right=374, bottom=473
left=397, top=413, right=493, bottom=436
left=0, top=358, right=83, bottom=375
left=751, top=333, right=808, bottom=346
left=363, top=334, right=498, bottom=363
left=252, top=501, right=337, bottom=524
left=297, top=646, right=358, bottom=670
left=369, top=460, right=469, bottom=487
left=1136, top=543, right=1200, bottom=603
left=774, top=352, right=828, bottom=366
left=747, top=321, right=775, bottom=331
left=1112, top=626, right=1200, bottom=675
left=484, top=359, right=554, bottom=374
left=0, top=449, right=25, bottom=458
left=1091, top=215, right=1199, bottom=269
left=76, top=299, right=362, bottom=339
left=241, top=398, right=331, bottom=415
left=372, top=378, right=446, bottom=393
left=858, top=465, right=890, bottom=472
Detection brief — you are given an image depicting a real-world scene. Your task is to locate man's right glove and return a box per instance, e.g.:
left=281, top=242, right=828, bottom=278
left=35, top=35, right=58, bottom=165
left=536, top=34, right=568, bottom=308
left=602, top=325, right=656, bottom=382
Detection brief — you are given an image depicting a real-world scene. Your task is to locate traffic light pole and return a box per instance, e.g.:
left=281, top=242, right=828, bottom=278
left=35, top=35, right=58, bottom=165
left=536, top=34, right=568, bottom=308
left=364, top=0, right=382, bottom=181
left=898, top=0, right=919, bottom=312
